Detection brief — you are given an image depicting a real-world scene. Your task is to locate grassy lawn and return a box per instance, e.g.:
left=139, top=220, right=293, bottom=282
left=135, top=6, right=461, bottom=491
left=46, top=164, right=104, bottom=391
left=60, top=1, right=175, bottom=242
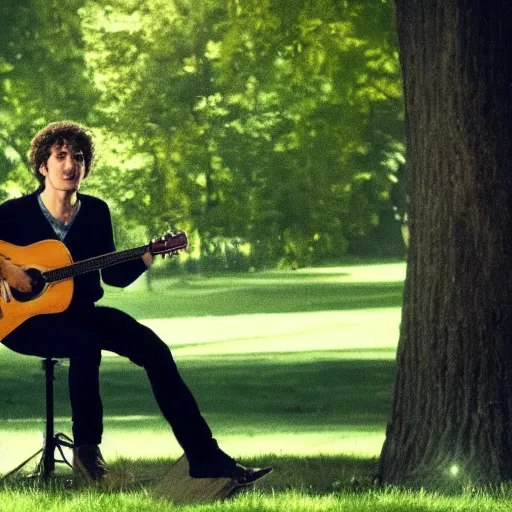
left=0, top=263, right=403, bottom=470
left=101, top=262, right=405, bottom=319
left=5, top=262, right=500, bottom=509
left=4, top=486, right=512, bottom=512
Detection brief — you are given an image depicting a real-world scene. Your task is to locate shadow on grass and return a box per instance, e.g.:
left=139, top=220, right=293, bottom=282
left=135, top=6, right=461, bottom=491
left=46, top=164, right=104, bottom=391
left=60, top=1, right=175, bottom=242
left=0, top=352, right=395, bottom=433
left=108, top=453, right=380, bottom=495
left=0, top=454, right=379, bottom=497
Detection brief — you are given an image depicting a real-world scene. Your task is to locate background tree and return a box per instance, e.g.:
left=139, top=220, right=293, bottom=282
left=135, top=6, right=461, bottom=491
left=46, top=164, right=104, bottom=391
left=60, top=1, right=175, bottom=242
left=378, top=0, right=512, bottom=488
left=219, top=0, right=405, bottom=266
left=0, top=0, right=96, bottom=201
left=1, top=0, right=406, bottom=268
left=80, top=0, right=404, bottom=267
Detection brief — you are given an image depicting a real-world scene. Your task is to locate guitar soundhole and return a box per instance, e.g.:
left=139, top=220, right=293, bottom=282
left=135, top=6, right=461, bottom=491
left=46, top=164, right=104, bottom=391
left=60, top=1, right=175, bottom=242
left=10, top=268, right=47, bottom=302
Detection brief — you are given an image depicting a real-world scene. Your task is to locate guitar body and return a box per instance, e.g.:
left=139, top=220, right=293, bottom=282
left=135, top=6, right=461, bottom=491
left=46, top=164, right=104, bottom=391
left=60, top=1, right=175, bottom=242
left=0, top=239, right=74, bottom=340
left=0, top=231, right=187, bottom=341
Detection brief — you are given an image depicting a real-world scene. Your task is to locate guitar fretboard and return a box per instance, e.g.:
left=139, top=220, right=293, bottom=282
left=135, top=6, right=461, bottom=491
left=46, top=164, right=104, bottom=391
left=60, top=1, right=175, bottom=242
left=42, top=245, right=148, bottom=284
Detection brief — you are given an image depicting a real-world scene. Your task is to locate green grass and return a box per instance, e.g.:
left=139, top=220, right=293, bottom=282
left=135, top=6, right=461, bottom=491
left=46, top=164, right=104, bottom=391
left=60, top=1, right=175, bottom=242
left=3, top=263, right=512, bottom=508
left=4, top=456, right=512, bottom=510
left=8, top=262, right=498, bottom=509
left=102, top=263, right=405, bottom=319
left=4, top=482, right=512, bottom=511
left=0, top=350, right=394, bottom=475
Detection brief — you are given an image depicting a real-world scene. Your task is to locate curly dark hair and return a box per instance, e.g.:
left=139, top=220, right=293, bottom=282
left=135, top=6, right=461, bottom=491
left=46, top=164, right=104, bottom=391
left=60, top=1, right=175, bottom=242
left=29, top=121, right=95, bottom=189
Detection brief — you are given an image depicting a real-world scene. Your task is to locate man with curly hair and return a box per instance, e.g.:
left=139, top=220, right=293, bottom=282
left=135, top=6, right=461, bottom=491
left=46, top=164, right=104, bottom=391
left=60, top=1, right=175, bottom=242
left=0, top=121, right=271, bottom=484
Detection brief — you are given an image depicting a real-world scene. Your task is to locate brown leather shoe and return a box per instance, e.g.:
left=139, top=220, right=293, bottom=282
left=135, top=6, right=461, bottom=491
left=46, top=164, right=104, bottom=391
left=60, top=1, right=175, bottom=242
left=73, top=444, right=108, bottom=482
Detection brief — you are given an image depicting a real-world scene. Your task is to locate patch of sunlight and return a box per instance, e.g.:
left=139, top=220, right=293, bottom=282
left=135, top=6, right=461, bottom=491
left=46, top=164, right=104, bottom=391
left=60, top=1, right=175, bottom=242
left=0, top=427, right=384, bottom=473
left=1, top=181, right=23, bottom=199
left=216, top=430, right=385, bottom=458
left=101, top=309, right=400, bottom=357
left=0, top=308, right=400, bottom=358
left=295, top=262, right=406, bottom=283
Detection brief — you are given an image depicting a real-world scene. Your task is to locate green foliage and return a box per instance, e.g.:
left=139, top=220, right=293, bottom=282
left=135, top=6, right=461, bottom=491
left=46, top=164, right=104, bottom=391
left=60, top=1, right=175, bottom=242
left=0, top=0, right=97, bottom=196
left=0, top=0, right=405, bottom=265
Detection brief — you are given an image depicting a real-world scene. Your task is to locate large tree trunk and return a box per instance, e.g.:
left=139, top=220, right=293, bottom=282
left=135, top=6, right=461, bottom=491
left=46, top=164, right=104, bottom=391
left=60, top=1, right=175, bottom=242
left=378, top=0, right=512, bottom=488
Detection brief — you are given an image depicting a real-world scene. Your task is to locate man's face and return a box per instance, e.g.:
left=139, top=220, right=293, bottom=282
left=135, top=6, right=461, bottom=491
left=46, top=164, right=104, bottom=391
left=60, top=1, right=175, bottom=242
left=40, top=143, right=86, bottom=194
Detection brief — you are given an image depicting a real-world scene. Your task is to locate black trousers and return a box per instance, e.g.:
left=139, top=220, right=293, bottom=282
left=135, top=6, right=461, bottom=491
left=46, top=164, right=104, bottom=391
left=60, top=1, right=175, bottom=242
left=2, top=305, right=217, bottom=460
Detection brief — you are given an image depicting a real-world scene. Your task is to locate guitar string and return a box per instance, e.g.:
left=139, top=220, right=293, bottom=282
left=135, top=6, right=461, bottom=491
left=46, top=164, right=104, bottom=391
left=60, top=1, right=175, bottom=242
left=40, top=234, right=186, bottom=284
left=42, top=239, right=186, bottom=284
left=42, top=246, right=147, bottom=283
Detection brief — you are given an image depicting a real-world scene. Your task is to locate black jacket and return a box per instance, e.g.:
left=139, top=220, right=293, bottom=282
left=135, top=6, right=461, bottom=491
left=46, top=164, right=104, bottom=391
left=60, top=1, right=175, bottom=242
left=0, top=191, right=147, bottom=309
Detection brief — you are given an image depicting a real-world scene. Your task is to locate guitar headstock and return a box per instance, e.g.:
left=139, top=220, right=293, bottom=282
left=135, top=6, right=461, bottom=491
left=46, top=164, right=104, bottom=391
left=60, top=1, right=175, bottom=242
left=150, top=232, right=188, bottom=256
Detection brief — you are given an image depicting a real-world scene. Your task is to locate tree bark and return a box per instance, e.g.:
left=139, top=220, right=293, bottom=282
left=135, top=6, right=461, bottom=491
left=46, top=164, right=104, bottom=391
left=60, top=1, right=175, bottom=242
left=379, top=0, right=512, bottom=488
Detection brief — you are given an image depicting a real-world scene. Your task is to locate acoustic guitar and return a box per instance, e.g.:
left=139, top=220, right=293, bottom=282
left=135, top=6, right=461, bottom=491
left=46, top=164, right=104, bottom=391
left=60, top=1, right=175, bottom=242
left=0, top=232, right=187, bottom=340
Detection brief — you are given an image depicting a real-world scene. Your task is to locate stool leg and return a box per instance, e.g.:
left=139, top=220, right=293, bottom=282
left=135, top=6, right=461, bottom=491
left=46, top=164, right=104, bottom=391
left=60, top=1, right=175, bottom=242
left=39, top=359, right=57, bottom=481
left=0, top=358, right=73, bottom=484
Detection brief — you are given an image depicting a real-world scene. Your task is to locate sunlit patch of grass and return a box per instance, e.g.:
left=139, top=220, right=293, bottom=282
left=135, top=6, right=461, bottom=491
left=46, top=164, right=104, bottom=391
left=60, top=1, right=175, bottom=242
left=138, top=309, right=401, bottom=356
left=293, top=263, right=406, bottom=283
left=0, top=425, right=387, bottom=475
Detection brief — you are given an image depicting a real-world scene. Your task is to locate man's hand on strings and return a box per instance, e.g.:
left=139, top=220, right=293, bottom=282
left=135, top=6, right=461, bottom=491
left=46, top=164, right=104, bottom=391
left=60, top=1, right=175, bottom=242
left=0, top=257, right=32, bottom=293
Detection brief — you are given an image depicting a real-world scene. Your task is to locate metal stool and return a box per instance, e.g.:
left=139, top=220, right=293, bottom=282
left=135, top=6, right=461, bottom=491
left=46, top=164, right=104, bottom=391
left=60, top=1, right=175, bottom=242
left=0, top=358, right=74, bottom=483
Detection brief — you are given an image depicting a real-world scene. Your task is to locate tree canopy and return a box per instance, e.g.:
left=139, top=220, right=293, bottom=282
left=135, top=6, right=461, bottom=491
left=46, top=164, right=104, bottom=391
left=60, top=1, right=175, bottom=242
left=0, top=0, right=404, bottom=268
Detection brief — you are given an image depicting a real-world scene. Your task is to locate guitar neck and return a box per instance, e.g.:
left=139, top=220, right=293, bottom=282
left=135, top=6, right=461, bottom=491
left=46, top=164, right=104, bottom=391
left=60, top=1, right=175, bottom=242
left=42, top=245, right=148, bottom=284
